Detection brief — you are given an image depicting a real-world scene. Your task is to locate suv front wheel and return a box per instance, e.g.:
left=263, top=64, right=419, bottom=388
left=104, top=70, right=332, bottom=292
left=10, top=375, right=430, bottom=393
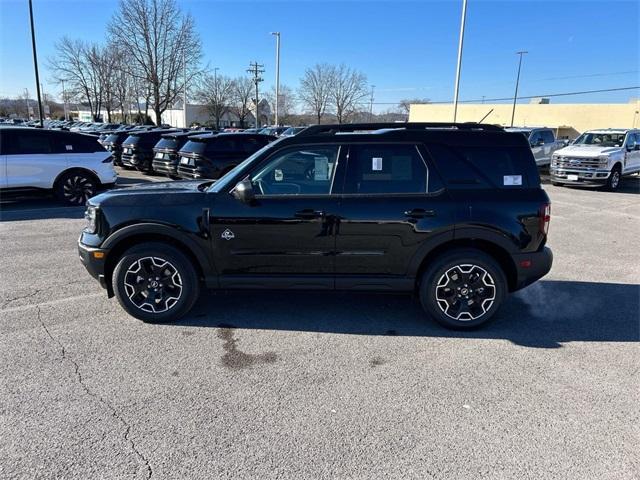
left=112, top=243, right=200, bottom=323
left=419, top=249, right=507, bottom=329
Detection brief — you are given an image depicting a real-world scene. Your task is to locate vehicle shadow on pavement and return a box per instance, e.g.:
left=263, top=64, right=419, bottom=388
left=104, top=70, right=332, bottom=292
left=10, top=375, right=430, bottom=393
left=0, top=198, right=85, bottom=221
left=179, top=280, right=639, bottom=348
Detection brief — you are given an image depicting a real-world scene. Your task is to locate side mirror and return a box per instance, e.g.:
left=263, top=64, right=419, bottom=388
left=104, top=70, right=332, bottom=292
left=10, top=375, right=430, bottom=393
left=232, top=177, right=255, bottom=204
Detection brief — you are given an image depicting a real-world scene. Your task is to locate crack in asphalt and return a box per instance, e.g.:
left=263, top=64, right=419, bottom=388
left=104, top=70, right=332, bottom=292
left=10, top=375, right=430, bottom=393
left=0, top=289, right=41, bottom=309
left=36, top=306, right=153, bottom=479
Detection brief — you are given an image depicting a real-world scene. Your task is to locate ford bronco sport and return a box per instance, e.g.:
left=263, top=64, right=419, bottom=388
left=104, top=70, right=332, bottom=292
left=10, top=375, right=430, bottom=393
left=78, top=123, right=553, bottom=329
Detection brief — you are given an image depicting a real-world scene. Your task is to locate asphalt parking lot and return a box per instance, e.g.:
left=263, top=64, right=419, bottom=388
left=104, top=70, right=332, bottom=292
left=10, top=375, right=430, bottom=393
left=1, top=169, right=639, bottom=479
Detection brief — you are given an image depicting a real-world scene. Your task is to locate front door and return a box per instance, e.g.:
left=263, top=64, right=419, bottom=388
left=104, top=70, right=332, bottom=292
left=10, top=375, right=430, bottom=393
left=624, top=132, right=640, bottom=173
left=334, top=143, right=453, bottom=289
left=210, top=144, right=344, bottom=289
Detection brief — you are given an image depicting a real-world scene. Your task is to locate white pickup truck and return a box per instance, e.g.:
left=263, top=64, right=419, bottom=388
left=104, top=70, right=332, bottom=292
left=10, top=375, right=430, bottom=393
left=506, top=127, right=564, bottom=167
left=550, top=128, right=640, bottom=191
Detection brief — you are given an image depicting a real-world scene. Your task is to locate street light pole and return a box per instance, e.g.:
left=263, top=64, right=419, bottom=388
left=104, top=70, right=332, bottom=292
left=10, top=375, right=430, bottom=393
left=28, top=0, right=44, bottom=127
left=62, top=80, right=68, bottom=121
left=183, top=49, right=187, bottom=128
left=369, top=85, right=376, bottom=122
left=510, top=51, right=528, bottom=127
left=452, top=0, right=468, bottom=122
left=271, top=32, right=281, bottom=126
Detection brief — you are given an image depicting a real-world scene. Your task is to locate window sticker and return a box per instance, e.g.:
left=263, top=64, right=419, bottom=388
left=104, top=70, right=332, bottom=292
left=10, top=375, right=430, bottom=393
left=274, top=169, right=283, bottom=181
left=65, top=145, right=73, bottom=151
left=314, top=156, right=329, bottom=180
left=503, top=175, right=522, bottom=186
left=372, top=157, right=383, bottom=171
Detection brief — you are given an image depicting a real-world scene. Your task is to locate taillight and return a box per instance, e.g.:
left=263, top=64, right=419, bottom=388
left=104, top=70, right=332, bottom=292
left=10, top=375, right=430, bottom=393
left=539, top=203, right=551, bottom=235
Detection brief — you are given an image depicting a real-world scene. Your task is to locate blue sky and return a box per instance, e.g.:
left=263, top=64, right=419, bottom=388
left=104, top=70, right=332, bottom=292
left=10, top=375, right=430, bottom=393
left=1, top=0, right=638, bottom=111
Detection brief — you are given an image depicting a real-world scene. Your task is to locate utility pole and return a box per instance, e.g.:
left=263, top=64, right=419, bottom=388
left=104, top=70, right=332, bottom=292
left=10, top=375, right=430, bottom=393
left=183, top=49, right=187, bottom=128
left=28, top=0, right=44, bottom=127
left=510, top=51, right=528, bottom=127
left=24, top=88, right=30, bottom=119
left=247, top=61, right=264, bottom=129
left=369, top=85, right=376, bottom=122
left=62, top=80, right=68, bottom=121
left=452, top=0, right=468, bottom=122
left=270, top=32, right=281, bottom=126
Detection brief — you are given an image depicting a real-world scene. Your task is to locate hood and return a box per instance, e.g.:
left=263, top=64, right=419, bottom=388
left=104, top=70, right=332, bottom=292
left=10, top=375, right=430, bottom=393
left=555, top=144, right=623, bottom=158
left=89, top=180, right=215, bottom=207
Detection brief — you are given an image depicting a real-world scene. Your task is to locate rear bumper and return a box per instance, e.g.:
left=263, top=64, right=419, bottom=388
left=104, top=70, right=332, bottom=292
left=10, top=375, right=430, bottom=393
left=152, top=160, right=178, bottom=176
left=511, top=247, right=553, bottom=291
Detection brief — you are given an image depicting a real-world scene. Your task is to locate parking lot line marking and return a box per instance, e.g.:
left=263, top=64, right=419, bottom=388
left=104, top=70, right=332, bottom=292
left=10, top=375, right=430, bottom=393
left=0, top=293, right=104, bottom=313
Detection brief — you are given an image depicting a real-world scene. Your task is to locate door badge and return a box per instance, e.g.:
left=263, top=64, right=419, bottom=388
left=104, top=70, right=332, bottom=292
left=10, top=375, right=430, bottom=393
left=221, top=229, right=235, bottom=241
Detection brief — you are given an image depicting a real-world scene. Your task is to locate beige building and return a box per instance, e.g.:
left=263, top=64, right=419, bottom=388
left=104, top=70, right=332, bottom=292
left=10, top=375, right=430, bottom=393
left=409, top=99, right=640, bottom=139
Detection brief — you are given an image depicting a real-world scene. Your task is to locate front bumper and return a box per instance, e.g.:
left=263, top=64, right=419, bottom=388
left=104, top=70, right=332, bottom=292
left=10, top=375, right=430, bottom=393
left=78, top=241, right=111, bottom=295
left=550, top=167, right=610, bottom=186
left=512, top=247, right=553, bottom=291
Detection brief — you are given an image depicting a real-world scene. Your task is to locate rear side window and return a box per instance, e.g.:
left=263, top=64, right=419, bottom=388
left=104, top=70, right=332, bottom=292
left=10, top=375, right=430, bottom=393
left=541, top=130, right=555, bottom=144
left=427, top=143, right=530, bottom=188
left=343, top=144, right=428, bottom=194
left=53, top=132, right=102, bottom=153
left=4, top=130, right=53, bottom=155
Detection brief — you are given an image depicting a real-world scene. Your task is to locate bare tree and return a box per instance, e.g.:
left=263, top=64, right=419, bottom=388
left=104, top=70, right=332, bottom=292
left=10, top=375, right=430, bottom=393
left=330, top=64, right=368, bottom=124
left=264, top=84, right=298, bottom=125
left=398, top=98, right=430, bottom=115
left=230, top=76, right=254, bottom=128
left=49, top=37, right=104, bottom=121
left=195, top=72, right=234, bottom=129
left=298, top=63, right=334, bottom=124
left=108, top=0, right=201, bottom=125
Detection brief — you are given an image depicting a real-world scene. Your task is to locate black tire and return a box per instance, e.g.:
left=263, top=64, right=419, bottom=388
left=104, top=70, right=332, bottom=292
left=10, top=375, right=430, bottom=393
left=54, top=170, right=98, bottom=206
left=112, top=242, right=200, bottom=323
left=551, top=181, right=563, bottom=187
left=419, top=248, right=507, bottom=330
left=605, top=165, right=622, bottom=191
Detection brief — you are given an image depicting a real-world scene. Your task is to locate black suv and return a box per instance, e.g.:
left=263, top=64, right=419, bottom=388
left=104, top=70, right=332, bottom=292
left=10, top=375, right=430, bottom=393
left=151, top=131, right=213, bottom=178
left=121, top=130, right=178, bottom=172
left=78, top=123, right=553, bottom=329
left=176, top=133, right=275, bottom=180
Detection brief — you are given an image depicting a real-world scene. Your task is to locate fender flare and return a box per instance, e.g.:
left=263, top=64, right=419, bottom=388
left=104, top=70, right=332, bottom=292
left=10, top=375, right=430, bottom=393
left=406, top=226, right=518, bottom=278
left=102, top=222, right=216, bottom=276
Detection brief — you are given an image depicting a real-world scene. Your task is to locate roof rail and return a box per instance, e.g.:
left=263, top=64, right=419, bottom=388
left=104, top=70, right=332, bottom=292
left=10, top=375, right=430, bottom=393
left=297, top=122, right=503, bottom=137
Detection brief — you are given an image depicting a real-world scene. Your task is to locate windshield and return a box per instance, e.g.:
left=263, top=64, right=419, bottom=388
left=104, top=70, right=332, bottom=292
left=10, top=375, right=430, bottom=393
left=573, top=132, right=626, bottom=147
left=208, top=137, right=286, bottom=193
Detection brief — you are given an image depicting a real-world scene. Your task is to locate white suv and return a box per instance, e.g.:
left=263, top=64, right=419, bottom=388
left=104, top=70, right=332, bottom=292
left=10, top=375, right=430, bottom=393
left=0, top=127, right=117, bottom=205
left=550, top=128, right=640, bottom=191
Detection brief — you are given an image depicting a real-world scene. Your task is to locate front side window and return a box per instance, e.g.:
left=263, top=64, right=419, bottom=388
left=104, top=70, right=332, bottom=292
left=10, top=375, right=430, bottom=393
left=343, top=144, right=428, bottom=194
left=541, top=130, right=555, bottom=144
left=5, top=131, right=52, bottom=155
left=529, top=131, right=543, bottom=145
left=251, top=145, right=340, bottom=196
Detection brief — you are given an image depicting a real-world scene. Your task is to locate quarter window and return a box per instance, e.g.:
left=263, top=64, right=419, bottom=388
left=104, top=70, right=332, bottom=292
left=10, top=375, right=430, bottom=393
left=251, top=145, right=340, bottom=195
left=343, top=144, right=428, bottom=194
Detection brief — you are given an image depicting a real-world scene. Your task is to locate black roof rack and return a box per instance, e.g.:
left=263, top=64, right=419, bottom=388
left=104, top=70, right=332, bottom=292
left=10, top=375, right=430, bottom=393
left=296, top=122, right=503, bottom=137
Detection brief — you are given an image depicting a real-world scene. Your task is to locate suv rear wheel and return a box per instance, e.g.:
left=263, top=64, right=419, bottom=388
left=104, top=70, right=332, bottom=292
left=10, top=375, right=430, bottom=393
left=419, top=249, right=507, bottom=329
left=54, top=170, right=98, bottom=206
left=112, top=243, right=200, bottom=323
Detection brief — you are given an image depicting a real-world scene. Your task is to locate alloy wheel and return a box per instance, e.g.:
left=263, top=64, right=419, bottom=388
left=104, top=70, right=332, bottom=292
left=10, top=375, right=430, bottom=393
left=435, top=264, right=496, bottom=321
left=63, top=175, right=95, bottom=205
left=123, top=256, right=183, bottom=313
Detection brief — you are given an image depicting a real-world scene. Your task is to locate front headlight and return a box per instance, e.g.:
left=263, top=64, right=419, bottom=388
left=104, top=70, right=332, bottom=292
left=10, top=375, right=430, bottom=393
left=598, top=155, right=610, bottom=168
left=84, top=205, right=98, bottom=233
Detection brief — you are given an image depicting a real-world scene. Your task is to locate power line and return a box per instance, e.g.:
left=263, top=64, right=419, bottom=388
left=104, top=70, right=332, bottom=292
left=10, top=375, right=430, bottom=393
left=368, top=86, right=640, bottom=105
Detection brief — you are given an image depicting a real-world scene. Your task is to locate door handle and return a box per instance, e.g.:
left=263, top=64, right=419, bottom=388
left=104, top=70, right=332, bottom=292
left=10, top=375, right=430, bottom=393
left=295, top=209, right=325, bottom=219
left=404, top=208, right=436, bottom=218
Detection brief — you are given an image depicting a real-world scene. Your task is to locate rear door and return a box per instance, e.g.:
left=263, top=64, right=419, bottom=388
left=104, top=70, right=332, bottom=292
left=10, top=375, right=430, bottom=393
left=5, top=129, right=66, bottom=189
left=334, top=143, right=453, bottom=288
left=625, top=132, right=640, bottom=172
